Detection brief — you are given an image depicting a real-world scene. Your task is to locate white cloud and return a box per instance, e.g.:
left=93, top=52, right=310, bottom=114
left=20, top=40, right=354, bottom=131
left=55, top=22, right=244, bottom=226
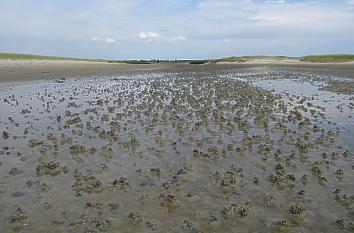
left=265, top=0, right=286, bottom=4
left=137, top=32, right=161, bottom=40
left=1, top=0, right=354, bottom=59
left=91, top=37, right=116, bottom=44
left=171, top=36, right=186, bottom=41
left=137, top=32, right=186, bottom=42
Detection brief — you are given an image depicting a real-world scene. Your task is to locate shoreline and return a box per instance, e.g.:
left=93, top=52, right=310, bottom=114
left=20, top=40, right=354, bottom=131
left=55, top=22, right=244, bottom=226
left=1, top=59, right=354, bottom=83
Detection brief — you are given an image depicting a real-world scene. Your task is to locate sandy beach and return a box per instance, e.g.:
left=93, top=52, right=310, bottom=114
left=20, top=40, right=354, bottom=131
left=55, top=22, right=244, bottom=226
left=1, top=59, right=354, bottom=83
left=0, top=60, right=169, bottom=83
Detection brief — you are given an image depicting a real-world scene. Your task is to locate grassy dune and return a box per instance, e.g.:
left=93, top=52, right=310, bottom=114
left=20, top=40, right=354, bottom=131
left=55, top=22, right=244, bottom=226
left=300, top=54, right=354, bottom=63
left=211, top=55, right=297, bottom=63
left=2, top=52, right=354, bottom=64
left=215, top=55, right=354, bottom=63
left=0, top=52, right=151, bottom=64
left=0, top=52, right=107, bottom=62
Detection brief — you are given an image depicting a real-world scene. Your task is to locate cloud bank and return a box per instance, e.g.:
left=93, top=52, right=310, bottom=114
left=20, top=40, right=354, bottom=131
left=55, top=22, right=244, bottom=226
left=0, top=0, right=353, bottom=59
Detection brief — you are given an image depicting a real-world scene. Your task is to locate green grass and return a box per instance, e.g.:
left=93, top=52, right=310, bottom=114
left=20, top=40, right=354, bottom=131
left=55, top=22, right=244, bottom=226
left=0, top=52, right=152, bottom=64
left=300, top=54, right=354, bottom=63
left=0, top=52, right=108, bottom=62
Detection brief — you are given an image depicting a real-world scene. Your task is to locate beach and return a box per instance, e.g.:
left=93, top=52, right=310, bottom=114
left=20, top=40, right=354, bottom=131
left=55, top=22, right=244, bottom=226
left=0, top=62, right=354, bottom=232
left=1, top=59, right=354, bottom=83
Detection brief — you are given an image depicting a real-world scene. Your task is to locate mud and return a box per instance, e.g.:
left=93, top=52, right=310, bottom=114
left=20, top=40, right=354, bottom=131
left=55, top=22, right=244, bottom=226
left=0, top=67, right=353, bottom=232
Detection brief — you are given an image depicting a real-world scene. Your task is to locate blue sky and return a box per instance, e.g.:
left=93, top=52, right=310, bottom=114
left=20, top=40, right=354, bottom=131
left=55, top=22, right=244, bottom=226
left=1, top=0, right=354, bottom=59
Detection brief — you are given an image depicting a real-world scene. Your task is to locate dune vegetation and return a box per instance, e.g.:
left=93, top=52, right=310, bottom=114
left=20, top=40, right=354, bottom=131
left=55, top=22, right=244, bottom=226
left=300, top=54, right=354, bottom=63
left=2, top=52, right=354, bottom=64
left=0, top=52, right=152, bottom=64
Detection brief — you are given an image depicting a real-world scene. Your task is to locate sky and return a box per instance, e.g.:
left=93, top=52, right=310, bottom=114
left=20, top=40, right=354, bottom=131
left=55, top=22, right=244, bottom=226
left=1, top=0, right=354, bottom=59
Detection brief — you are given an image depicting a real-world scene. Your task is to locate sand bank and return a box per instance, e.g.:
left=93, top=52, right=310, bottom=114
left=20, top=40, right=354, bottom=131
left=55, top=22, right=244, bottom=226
left=1, top=59, right=354, bottom=83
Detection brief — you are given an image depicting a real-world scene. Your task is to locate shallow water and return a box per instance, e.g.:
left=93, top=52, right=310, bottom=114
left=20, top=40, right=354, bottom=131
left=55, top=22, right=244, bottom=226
left=0, top=69, right=354, bottom=233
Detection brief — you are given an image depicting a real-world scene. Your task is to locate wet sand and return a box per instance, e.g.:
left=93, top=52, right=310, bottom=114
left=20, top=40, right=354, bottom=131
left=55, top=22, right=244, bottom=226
left=0, top=60, right=168, bottom=83
left=0, top=61, right=354, bottom=233
left=1, top=60, right=354, bottom=83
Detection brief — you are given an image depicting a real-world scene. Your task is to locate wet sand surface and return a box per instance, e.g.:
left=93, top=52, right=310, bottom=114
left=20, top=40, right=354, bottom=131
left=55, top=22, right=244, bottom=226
left=0, top=64, right=354, bottom=233
left=1, top=60, right=354, bottom=83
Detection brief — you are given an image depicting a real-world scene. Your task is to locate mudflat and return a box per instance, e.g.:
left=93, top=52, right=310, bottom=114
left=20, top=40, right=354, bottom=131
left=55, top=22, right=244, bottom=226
left=1, top=60, right=354, bottom=83
left=1, top=64, right=354, bottom=232
left=0, top=60, right=167, bottom=83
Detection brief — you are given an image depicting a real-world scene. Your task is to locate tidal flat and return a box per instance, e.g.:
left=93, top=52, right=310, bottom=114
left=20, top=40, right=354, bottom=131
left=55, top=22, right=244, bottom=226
left=0, top=66, right=354, bottom=233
